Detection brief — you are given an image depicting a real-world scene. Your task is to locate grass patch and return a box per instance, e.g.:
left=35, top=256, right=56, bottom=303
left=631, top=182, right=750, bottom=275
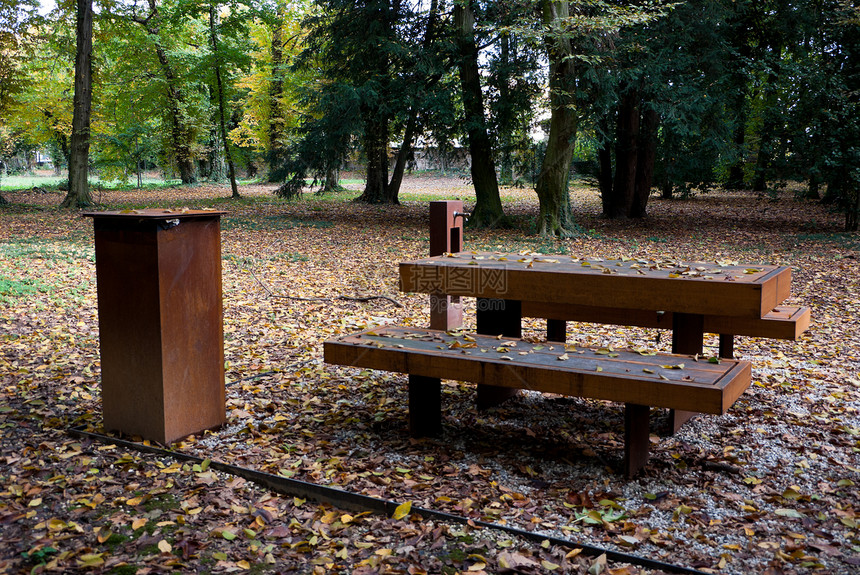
left=0, top=236, right=93, bottom=262
left=0, top=275, right=47, bottom=302
left=270, top=252, right=309, bottom=262
left=144, top=493, right=180, bottom=513
left=223, top=215, right=334, bottom=231
left=796, top=232, right=860, bottom=250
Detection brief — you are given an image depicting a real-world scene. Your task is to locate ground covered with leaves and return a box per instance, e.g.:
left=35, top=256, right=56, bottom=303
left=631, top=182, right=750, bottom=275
left=1, top=177, right=858, bottom=574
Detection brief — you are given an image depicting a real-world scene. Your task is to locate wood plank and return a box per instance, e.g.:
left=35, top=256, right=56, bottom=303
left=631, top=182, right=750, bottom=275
left=324, top=327, right=752, bottom=415
left=521, top=302, right=810, bottom=341
left=475, top=298, right=522, bottom=408
left=624, top=404, right=651, bottom=477
left=408, top=375, right=441, bottom=436
left=400, top=254, right=790, bottom=319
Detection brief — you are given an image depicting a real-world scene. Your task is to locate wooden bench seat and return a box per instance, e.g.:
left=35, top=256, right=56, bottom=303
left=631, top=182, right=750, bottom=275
left=522, top=302, right=810, bottom=361
left=324, top=326, right=752, bottom=476
left=522, top=303, right=810, bottom=341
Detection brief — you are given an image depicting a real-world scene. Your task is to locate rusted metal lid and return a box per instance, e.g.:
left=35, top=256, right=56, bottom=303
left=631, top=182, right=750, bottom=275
left=82, top=208, right=227, bottom=219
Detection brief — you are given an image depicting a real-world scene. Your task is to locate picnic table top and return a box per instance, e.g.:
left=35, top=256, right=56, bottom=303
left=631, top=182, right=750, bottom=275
left=399, top=251, right=792, bottom=318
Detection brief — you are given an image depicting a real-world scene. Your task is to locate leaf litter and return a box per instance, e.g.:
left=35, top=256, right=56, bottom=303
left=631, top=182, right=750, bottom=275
left=0, top=181, right=858, bottom=574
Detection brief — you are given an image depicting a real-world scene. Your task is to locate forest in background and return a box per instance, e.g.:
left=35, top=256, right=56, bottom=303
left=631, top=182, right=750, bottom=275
left=0, top=0, right=858, bottom=231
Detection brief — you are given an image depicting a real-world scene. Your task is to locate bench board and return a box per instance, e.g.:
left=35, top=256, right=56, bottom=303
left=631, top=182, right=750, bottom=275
left=521, top=303, right=811, bottom=340
left=324, top=327, right=751, bottom=415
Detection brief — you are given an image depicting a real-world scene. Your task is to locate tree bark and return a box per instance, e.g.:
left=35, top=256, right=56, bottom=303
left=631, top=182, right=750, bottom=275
left=535, top=0, right=578, bottom=237
left=356, top=114, right=397, bottom=203
left=609, top=88, right=639, bottom=219
left=598, top=141, right=613, bottom=215
left=632, top=104, right=658, bottom=218
left=61, top=0, right=93, bottom=209
left=455, top=0, right=504, bottom=228
left=388, top=111, right=417, bottom=196
left=209, top=6, right=240, bottom=198
left=497, top=33, right=513, bottom=185
left=321, top=166, right=340, bottom=192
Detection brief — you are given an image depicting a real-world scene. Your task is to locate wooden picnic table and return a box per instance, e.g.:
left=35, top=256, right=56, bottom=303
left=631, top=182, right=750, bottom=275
left=325, top=202, right=808, bottom=475
left=399, top=251, right=797, bottom=423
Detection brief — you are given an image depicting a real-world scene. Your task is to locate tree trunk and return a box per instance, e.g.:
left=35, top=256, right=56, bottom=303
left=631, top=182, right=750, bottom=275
left=321, top=166, right=340, bottom=193
left=61, top=0, right=93, bottom=209
left=388, top=0, right=439, bottom=198
left=267, top=4, right=287, bottom=182
left=535, top=0, right=578, bottom=237
left=155, top=43, right=197, bottom=184
left=498, top=33, right=513, bottom=185
left=632, top=105, right=658, bottom=218
left=356, top=115, right=396, bottom=204
left=210, top=6, right=239, bottom=198
left=598, top=116, right=613, bottom=216
left=725, top=21, right=751, bottom=190
left=455, top=1, right=504, bottom=228
left=752, top=44, right=783, bottom=193
left=134, top=1, right=196, bottom=184
left=388, top=111, right=417, bottom=197
left=609, top=88, right=639, bottom=219
left=847, top=186, right=859, bottom=232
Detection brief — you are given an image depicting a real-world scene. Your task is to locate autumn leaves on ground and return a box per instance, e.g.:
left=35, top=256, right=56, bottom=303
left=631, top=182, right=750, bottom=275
left=1, top=177, right=858, bottom=575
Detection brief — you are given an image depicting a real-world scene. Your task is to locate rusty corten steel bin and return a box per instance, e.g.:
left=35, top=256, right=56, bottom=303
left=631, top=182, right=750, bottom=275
left=83, top=209, right=227, bottom=443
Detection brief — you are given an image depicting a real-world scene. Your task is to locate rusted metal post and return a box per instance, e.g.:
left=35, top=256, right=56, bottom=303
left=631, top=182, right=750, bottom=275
left=428, top=201, right=464, bottom=330
left=84, top=209, right=227, bottom=444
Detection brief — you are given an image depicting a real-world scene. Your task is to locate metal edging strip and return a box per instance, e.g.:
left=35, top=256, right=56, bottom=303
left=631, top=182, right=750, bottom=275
left=68, top=426, right=708, bottom=575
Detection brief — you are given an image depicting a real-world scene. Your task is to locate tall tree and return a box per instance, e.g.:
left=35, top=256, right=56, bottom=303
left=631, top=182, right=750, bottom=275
left=275, top=0, right=445, bottom=203
left=0, top=0, right=40, bottom=206
left=130, top=0, right=199, bottom=184
left=267, top=0, right=288, bottom=180
left=454, top=0, right=505, bottom=227
left=208, top=3, right=239, bottom=198
left=61, top=0, right=94, bottom=208
left=534, top=0, right=578, bottom=236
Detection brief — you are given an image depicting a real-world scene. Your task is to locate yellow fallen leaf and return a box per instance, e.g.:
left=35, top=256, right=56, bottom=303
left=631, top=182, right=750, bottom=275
left=158, top=540, right=172, bottom=554
left=392, top=500, right=412, bottom=520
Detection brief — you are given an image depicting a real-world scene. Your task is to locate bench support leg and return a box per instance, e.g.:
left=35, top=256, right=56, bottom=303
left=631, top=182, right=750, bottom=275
left=668, top=313, right=705, bottom=433
left=669, top=409, right=696, bottom=434
left=624, top=403, right=651, bottom=478
left=547, top=319, right=567, bottom=343
left=430, top=293, right=462, bottom=331
left=719, top=334, right=734, bottom=359
left=408, top=375, right=441, bottom=437
left=476, top=299, right=521, bottom=409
